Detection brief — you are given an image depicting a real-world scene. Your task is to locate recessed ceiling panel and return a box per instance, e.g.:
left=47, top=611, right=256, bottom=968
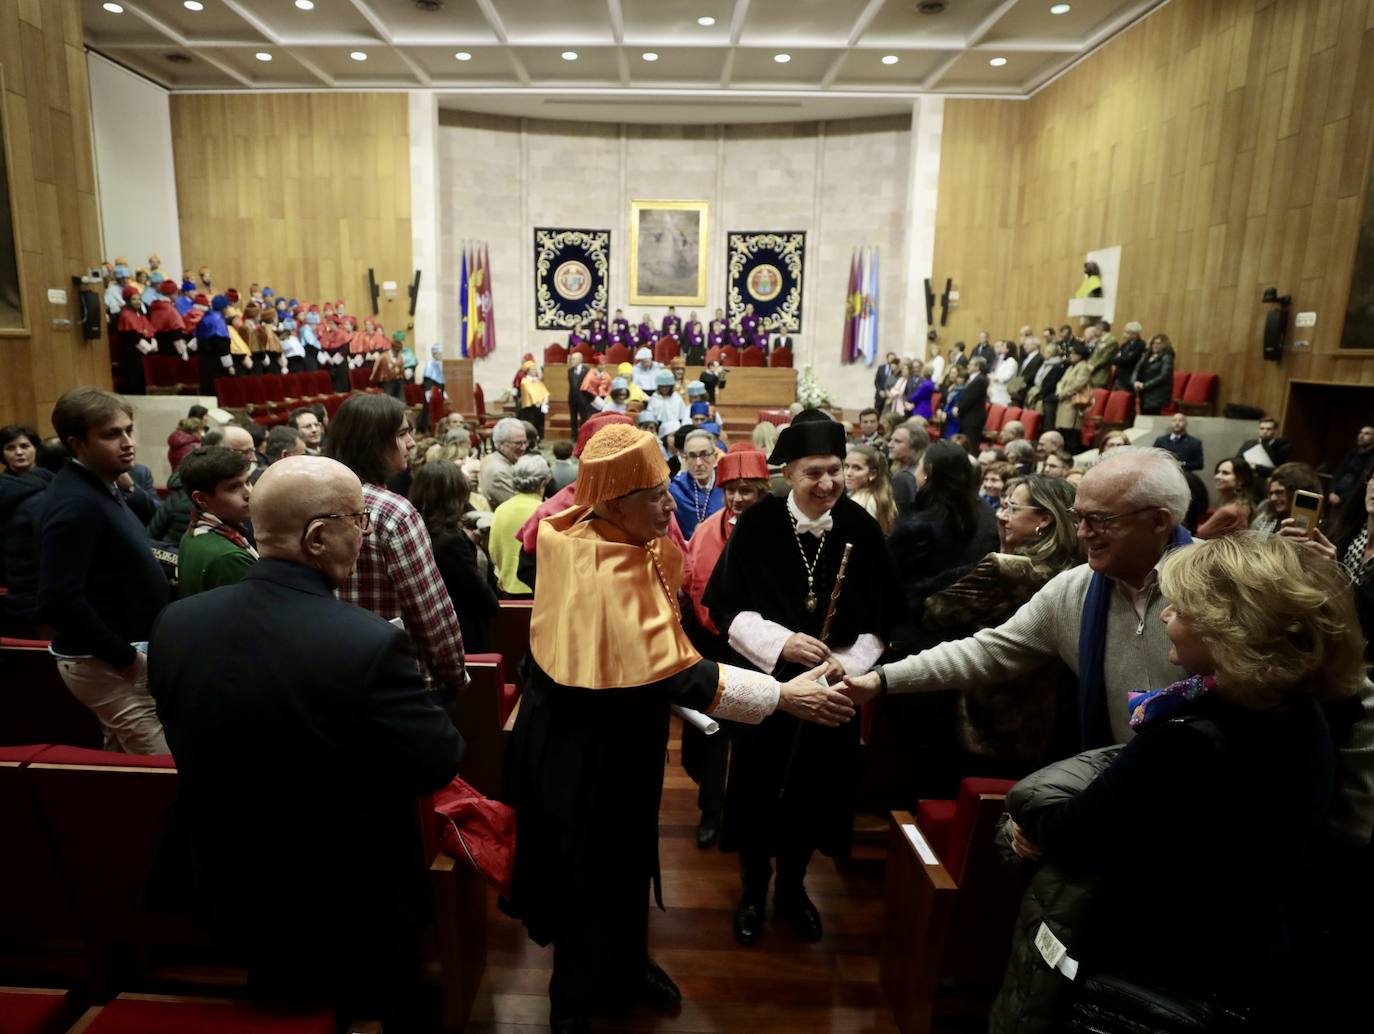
left=730, top=48, right=841, bottom=86
left=119, top=0, right=264, bottom=42
left=626, top=47, right=728, bottom=84
left=305, top=46, right=420, bottom=82
left=82, top=0, right=177, bottom=46
left=232, top=0, right=385, bottom=43
left=935, top=48, right=1069, bottom=91
left=200, top=46, right=325, bottom=86
left=980, top=0, right=1141, bottom=46
left=861, top=0, right=1006, bottom=47
left=830, top=49, right=947, bottom=89
left=620, top=0, right=734, bottom=45
left=739, top=0, right=861, bottom=46
left=357, top=0, right=496, bottom=44
left=513, top=47, right=621, bottom=82
left=496, top=0, right=614, bottom=45
left=100, top=47, right=245, bottom=88
left=409, top=46, right=519, bottom=81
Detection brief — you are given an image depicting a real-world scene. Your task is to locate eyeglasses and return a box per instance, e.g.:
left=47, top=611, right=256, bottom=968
left=310, top=510, right=372, bottom=534
left=999, top=502, right=1043, bottom=516
left=1066, top=506, right=1156, bottom=533
left=685, top=450, right=715, bottom=462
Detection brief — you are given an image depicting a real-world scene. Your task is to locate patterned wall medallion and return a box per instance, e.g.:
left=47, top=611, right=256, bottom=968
left=534, top=228, right=610, bottom=330
left=726, top=231, right=805, bottom=332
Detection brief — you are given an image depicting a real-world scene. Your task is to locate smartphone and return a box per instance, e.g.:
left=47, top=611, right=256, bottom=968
left=1290, top=489, right=1324, bottom=538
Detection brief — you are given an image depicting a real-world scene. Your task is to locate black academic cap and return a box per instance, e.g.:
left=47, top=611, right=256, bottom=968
left=769, top=416, right=847, bottom=466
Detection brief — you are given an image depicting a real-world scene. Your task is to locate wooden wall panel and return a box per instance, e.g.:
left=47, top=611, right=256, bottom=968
left=0, top=0, right=109, bottom=432
left=170, top=93, right=412, bottom=334
left=933, top=0, right=1374, bottom=420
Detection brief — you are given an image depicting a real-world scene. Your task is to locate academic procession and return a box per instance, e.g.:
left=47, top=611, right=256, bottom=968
left=5, top=1, right=1374, bottom=1032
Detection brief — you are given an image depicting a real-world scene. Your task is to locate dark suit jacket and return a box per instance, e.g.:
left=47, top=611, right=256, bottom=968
left=971, top=343, right=997, bottom=368
left=773, top=335, right=795, bottom=352
left=1236, top=436, right=1290, bottom=476
left=149, top=558, right=463, bottom=967
left=1154, top=432, right=1205, bottom=471
left=956, top=372, right=989, bottom=440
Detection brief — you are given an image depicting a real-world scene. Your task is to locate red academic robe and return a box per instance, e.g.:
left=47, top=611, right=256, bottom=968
left=682, top=507, right=735, bottom=634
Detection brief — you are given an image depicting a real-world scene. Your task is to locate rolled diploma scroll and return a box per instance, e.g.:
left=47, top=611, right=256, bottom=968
left=672, top=705, right=719, bottom=736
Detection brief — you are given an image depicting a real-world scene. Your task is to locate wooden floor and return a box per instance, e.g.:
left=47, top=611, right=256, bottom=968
left=465, top=721, right=902, bottom=1034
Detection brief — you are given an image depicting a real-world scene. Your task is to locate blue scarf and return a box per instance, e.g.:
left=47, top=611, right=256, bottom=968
left=1128, top=674, right=1215, bottom=730
left=1076, top=523, right=1193, bottom=748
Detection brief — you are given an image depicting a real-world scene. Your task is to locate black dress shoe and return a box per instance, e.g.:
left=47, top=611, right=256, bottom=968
left=733, top=897, right=764, bottom=945
left=640, top=959, right=682, bottom=1013
left=696, top=810, right=722, bottom=848
left=775, top=889, right=823, bottom=942
left=550, top=1016, right=592, bottom=1034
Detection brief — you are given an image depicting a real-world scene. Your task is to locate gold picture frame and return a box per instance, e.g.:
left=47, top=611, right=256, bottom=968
left=628, top=199, right=709, bottom=307
left=0, top=64, right=29, bottom=336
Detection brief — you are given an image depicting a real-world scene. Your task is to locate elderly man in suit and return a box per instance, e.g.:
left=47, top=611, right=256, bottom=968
left=956, top=356, right=990, bottom=448
left=149, top=455, right=464, bottom=1022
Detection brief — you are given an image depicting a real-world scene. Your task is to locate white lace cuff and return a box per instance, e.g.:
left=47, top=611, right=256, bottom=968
left=708, top=664, right=780, bottom=725
left=727, top=611, right=791, bottom=673
left=830, top=633, right=885, bottom=677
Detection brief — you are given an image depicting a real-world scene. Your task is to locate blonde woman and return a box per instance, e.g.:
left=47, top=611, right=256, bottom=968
left=844, top=443, right=898, bottom=534
left=995, top=533, right=1365, bottom=1030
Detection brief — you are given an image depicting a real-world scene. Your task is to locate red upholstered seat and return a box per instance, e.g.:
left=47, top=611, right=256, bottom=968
left=1, top=746, right=82, bottom=941
left=324, top=394, right=347, bottom=418
left=544, top=343, right=568, bottom=365
left=77, top=997, right=334, bottom=1034
left=654, top=338, right=679, bottom=363
left=429, top=387, right=448, bottom=426
left=0, top=988, right=69, bottom=1034
left=740, top=347, right=765, bottom=367
left=757, top=409, right=790, bottom=426
left=404, top=383, right=424, bottom=405
left=1, top=639, right=103, bottom=749
left=215, top=379, right=244, bottom=408
left=604, top=343, right=631, bottom=365
left=1019, top=409, right=1042, bottom=440
left=304, top=370, right=332, bottom=397
left=914, top=798, right=956, bottom=861
left=984, top=404, right=1007, bottom=435
left=259, top=374, right=286, bottom=404
left=348, top=368, right=372, bottom=392
left=180, top=356, right=201, bottom=394
left=29, top=745, right=174, bottom=768
left=1180, top=371, right=1217, bottom=413
left=1101, top=389, right=1133, bottom=427
left=1003, top=405, right=1022, bottom=424
left=768, top=348, right=793, bottom=368
left=1166, top=370, right=1191, bottom=414
left=720, top=345, right=741, bottom=367
left=704, top=346, right=722, bottom=364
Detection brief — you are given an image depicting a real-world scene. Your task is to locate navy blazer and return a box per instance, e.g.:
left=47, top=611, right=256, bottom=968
left=1154, top=432, right=1205, bottom=471
left=38, top=461, right=169, bottom=667
left=149, top=557, right=464, bottom=958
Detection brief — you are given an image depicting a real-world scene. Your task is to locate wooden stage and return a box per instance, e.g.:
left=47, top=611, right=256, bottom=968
left=464, top=719, right=903, bottom=1033
left=536, top=365, right=798, bottom=440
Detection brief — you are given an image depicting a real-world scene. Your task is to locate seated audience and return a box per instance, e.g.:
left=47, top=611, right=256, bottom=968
left=1153, top=411, right=1204, bottom=470
left=1005, top=438, right=1035, bottom=477
left=39, top=388, right=170, bottom=753
left=1327, top=425, right=1374, bottom=510
left=1035, top=429, right=1065, bottom=467
left=1042, top=449, right=1073, bottom=479
left=258, top=425, right=306, bottom=476
left=490, top=454, right=551, bottom=598
left=409, top=460, right=499, bottom=653
left=149, top=455, right=463, bottom=1023
left=999, top=420, right=1026, bottom=446
left=844, top=443, right=898, bottom=534
left=980, top=460, right=1016, bottom=512
left=998, top=533, right=1364, bottom=1031
left=325, top=393, right=467, bottom=696
left=1196, top=456, right=1256, bottom=539
left=1, top=427, right=59, bottom=634
left=854, top=408, right=883, bottom=446
left=290, top=407, right=324, bottom=454
left=166, top=416, right=203, bottom=472
left=148, top=465, right=193, bottom=544
left=1252, top=461, right=1322, bottom=534
left=550, top=438, right=579, bottom=491
left=978, top=446, right=1007, bottom=470
left=1097, top=429, right=1130, bottom=452
left=478, top=417, right=527, bottom=508
left=176, top=446, right=257, bottom=596
left=1236, top=415, right=1290, bottom=479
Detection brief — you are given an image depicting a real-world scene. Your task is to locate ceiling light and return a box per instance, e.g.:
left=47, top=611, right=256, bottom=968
left=881, top=54, right=899, bottom=65
left=1050, top=3, right=1072, bottom=12
left=350, top=51, right=368, bottom=61
left=295, top=0, right=315, bottom=9
left=989, top=56, right=1008, bottom=67
left=773, top=53, right=791, bottom=64
left=641, top=52, right=658, bottom=62
left=255, top=52, right=272, bottom=62
left=183, top=1, right=204, bottom=10
left=697, top=16, right=716, bottom=26
left=561, top=51, right=578, bottom=61
left=455, top=51, right=472, bottom=61
left=102, top=2, right=123, bottom=12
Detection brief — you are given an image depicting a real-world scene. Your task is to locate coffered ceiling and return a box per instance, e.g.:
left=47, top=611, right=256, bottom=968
left=85, top=0, right=1167, bottom=122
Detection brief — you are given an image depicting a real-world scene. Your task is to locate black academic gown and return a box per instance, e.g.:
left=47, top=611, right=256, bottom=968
left=703, top=494, right=899, bottom=865
left=503, top=655, right=724, bottom=1019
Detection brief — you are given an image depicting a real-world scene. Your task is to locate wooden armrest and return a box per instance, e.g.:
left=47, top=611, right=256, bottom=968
left=502, top=695, right=521, bottom=732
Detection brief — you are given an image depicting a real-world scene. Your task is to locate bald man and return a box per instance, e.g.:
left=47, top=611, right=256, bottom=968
left=149, top=456, right=464, bottom=1019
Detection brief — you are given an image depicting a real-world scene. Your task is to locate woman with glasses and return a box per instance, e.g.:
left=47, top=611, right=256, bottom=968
left=324, top=393, right=468, bottom=698
left=1251, top=461, right=1322, bottom=535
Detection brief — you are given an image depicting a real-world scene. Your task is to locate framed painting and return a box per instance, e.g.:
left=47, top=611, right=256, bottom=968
left=628, top=200, right=709, bottom=306
left=0, top=65, right=28, bottom=335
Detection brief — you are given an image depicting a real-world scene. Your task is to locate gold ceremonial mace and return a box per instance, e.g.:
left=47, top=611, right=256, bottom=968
left=779, top=542, right=853, bottom=800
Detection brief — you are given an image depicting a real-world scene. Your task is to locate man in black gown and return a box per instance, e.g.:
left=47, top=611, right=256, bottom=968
left=502, top=423, right=855, bottom=1034
left=704, top=413, right=900, bottom=945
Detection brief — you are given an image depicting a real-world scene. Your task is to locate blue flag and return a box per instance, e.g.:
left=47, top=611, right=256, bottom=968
left=459, top=244, right=470, bottom=359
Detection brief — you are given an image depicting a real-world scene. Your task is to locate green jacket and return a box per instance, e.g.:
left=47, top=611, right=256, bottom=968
left=148, top=472, right=192, bottom=543
left=177, top=527, right=255, bottom=596
left=1087, top=334, right=1119, bottom=388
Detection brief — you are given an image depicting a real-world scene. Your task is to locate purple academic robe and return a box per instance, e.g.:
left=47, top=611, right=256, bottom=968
left=907, top=377, right=936, bottom=419
left=686, top=322, right=705, bottom=348
left=662, top=315, right=682, bottom=338
left=613, top=318, right=630, bottom=337
left=726, top=330, right=744, bottom=349
left=568, top=332, right=588, bottom=351
left=637, top=322, right=655, bottom=345
left=707, top=332, right=726, bottom=350
left=741, top=314, right=759, bottom=336
left=589, top=330, right=607, bottom=351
